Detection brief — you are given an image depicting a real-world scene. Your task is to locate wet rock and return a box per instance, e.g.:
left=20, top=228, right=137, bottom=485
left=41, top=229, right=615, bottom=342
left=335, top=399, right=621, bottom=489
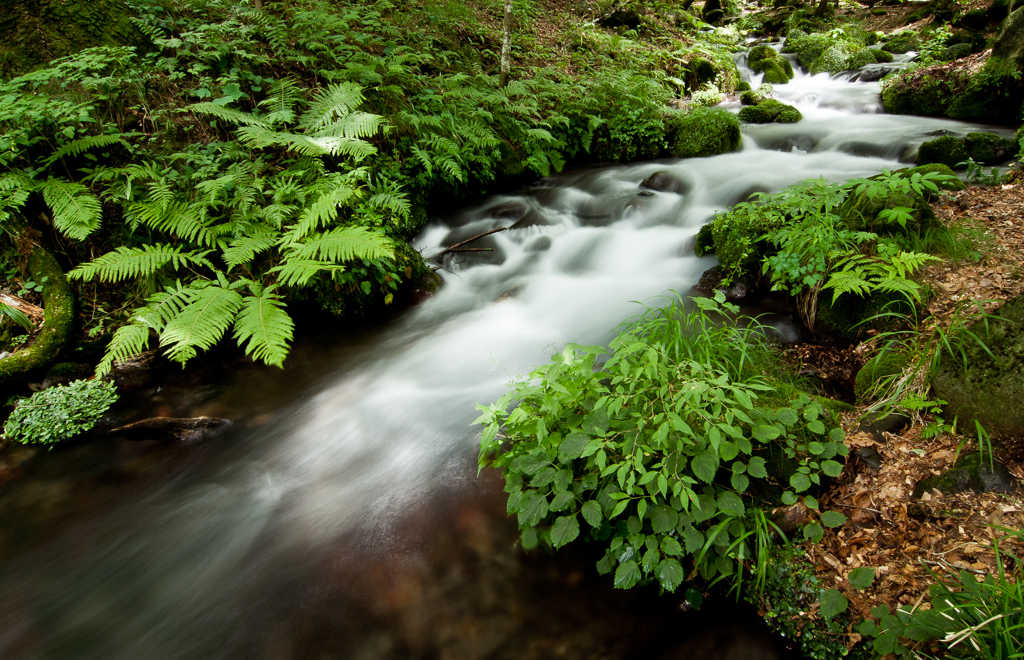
left=858, top=411, right=910, bottom=441
left=639, top=171, right=689, bottom=195
left=913, top=452, right=1015, bottom=497
left=963, top=132, right=1019, bottom=165
left=484, top=201, right=529, bottom=222
left=110, top=351, right=158, bottom=391
left=693, top=265, right=755, bottom=303
left=40, top=362, right=93, bottom=390
left=599, top=9, right=640, bottom=29
left=993, top=7, right=1024, bottom=70
left=525, top=236, right=552, bottom=253
left=932, top=293, right=1024, bottom=438
left=110, top=416, right=231, bottom=443
left=509, top=211, right=550, bottom=230
left=939, top=43, right=974, bottom=61
left=855, top=65, right=894, bottom=82
left=855, top=446, right=883, bottom=469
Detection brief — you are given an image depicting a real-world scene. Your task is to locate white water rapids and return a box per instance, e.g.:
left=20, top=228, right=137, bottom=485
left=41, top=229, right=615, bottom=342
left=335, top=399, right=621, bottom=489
left=0, top=50, right=1016, bottom=659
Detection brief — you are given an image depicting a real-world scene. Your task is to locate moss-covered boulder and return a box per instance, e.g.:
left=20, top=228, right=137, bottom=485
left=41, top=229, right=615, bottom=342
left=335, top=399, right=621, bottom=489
left=882, top=60, right=1024, bottom=125
left=958, top=8, right=989, bottom=31
left=748, top=45, right=794, bottom=83
left=987, top=0, right=1014, bottom=22
left=932, top=293, right=1024, bottom=438
left=0, top=243, right=74, bottom=392
left=738, top=98, right=803, bottom=123
left=740, top=90, right=764, bottom=105
left=912, top=452, right=1015, bottom=497
left=898, top=163, right=967, bottom=200
left=816, top=292, right=915, bottom=343
left=0, top=0, right=147, bottom=76
left=882, top=32, right=921, bottom=55
left=963, top=131, right=1020, bottom=164
left=736, top=80, right=752, bottom=92
left=839, top=178, right=939, bottom=234
left=665, top=107, right=742, bottom=158
left=992, top=7, right=1024, bottom=71
left=938, top=43, right=973, bottom=62
left=848, top=47, right=894, bottom=69
left=854, top=348, right=911, bottom=402
left=917, top=135, right=970, bottom=168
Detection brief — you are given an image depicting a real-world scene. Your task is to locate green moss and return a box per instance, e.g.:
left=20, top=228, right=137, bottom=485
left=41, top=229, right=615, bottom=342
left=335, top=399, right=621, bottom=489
left=883, top=31, right=921, bottom=55
left=665, top=107, right=742, bottom=158
left=839, top=178, right=939, bottom=235
left=898, top=163, right=966, bottom=200
left=855, top=348, right=911, bottom=402
left=939, top=43, right=973, bottom=62
left=809, top=44, right=853, bottom=75
left=963, top=132, right=1019, bottom=164
left=748, top=45, right=794, bottom=82
left=917, top=135, right=969, bottom=168
left=763, top=65, right=790, bottom=84
left=738, top=98, right=803, bottom=123
left=0, top=243, right=74, bottom=391
left=736, top=80, right=752, bottom=92
left=694, top=223, right=715, bottom=256
left=881, top=73, right=951, bottom=117
left=740, top=90, right=764, bottom=105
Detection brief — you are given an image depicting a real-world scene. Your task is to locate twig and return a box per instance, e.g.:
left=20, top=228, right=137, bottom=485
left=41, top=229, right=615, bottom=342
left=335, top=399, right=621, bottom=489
left=921, top=559, right=988, bottom=575
left=448, top=248, right=494, bottom=252
left=832, top=503, right=885, bottom=515
left=437, top=227, right=507, bottom=257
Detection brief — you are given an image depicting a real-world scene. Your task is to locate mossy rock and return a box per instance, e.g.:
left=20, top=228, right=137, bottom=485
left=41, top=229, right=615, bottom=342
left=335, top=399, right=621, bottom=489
left=694, top=223, right=715, bottom=256
left=880, top=73, right=950, bottom=118
left=738, top=98, right=803, bottom=123
left=839, top=178, right=939, bottom=235
left=736, top=80, right=752, bottom=92
left=987, top=0, right=1013, bottom=22
left=882, top=32, right=921, bottom=54
left=963, top=131, right=1019, bottom=164
left=938, top=43, right=973, bottom=62
left=0, top=0, right=147, bottom=76
left=665, top=107, right=742, bottom=158
left=958, top=8, right=989, bottom=31
left=870, top=8, right=887, bottom=15
left=896, top=163, right=967, bottom=200
left=854, top=348, right=911, bottom=402
left=748, top=45, right=794, bottom=82
left=809, top=44, right=855, bottom=75
left=917, top=135, right=969, bottom=168
left=932, top=293, right=1024, bottom=438
left=740, top=90, right=764, bottom=105
left=816, top=292, right=915, bottom=343
left=848, top=47, right=894, bottom=69
left=687, top=57, right=719, bottom=90
left=912, top=452, right=1015, bottom=497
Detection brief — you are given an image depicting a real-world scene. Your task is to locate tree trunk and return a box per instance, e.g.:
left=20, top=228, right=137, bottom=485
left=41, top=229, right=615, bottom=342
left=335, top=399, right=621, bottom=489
left=815, top=0, right=832, bottom=16
left=500, top=0, right=513, bottom=87
left=0, top=237, right=74, bottom=392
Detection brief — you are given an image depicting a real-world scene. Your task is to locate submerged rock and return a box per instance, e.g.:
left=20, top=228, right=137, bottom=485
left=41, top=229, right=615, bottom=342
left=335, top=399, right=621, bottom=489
left=913, top=452, right=1015, bottom=497
left=110, top=417, right=231, bottom=443
left=639, top=171, right=689, bottom=194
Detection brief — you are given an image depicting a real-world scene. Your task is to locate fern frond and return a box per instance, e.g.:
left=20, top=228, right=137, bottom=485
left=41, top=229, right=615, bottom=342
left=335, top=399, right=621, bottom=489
left=137, top=281, right=195, bottom=331
left=270, top=258, right=342, bottom=287
left=43, top=135, right=128, bottom=168
left=125, top=201, right=216, bottom=247
left=190, top=103, right=271, bottom=128
left=68, top=245, right=212, bottom=283
left=95, top=323, right=152, bottom=377
left=159, top=282, right=244, bottom=364
left=222, top=232, right=277, bottom=269
left=283, top=181, right=356, bottom=241
left=41, top=178, right=103, bottom=241
left=315, top=112, right=387, bottom=139
left=233, top=285, right=294, bottom=367
left=364, top=190, right=411, bottom=218
left=285, top=226, right=394, bottom=264
left=236, top=126, right=377, bottom=160
left=257, top=78, right=304, bottom=126
left=824, top=270, right=874, bottom=304
left=299, top=82, right=366, bottom=132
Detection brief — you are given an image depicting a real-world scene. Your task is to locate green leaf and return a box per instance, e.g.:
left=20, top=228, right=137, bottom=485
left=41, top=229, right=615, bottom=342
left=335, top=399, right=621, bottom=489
left=822, top=460, right=844, bottom=477
left=718, top=491, right=745, bottom=516
left=614, top=560, right=642, bottom=589
left=790, top=473, right=812, bottom=492
left=661, top=536, right=683, bottom=557
left=582, top=409, right=609, bottom=436
left=730, top=473, right=749, bottom=492
left=581, top=500, right=603, bottom=528
left=550, top=491, right=575, bottom=511
left=655, top=559, right=685, bottom=592
left=848, top=567, right=876, bottom=590
left=610, top=499, right=629, bottom=519
left=719, top=440, right=739, bottom=461
left=651, top=505, right=679, bottom=533
left=558, top=431, right=590, bottom=461
left=821, top=511, right=847, bottom=528
left=746, top=456, right=767, bottom=479
left=233, top=286, right=295, bottom=368
left=781, top=490, right=797, bottom=506
left=803, top=523, right=824, bottom=543
left=683, top=525, right=704, bottom=553
left=819, top=588, right=849, bottom=619
left=551, top=515, right=580, bottom=548
left=803, top=495, right=819, bottom=510
left=808, top=441, right=825, bottom=455
left=807, top=419, right=826, bottom=435
left=691, top=446, right=719, bottom=483
left=518, top=491, right=549, bottom=527
left=776, top=408, right=798, bottom=426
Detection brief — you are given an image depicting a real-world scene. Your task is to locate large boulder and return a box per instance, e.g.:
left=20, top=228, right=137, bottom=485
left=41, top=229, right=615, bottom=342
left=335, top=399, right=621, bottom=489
left=917, top=135, right=969, bottom=168
left=992, top=7, right=1024, bottom=71
left=913, top=452, right=1015, bottom=497
left=932, top=293, right=1024, bottom=438
left=664, top=107, right=742, bottom=158
left=747, top=45, right=794, bottom=83
left=738, top=98, right=803, bottom=123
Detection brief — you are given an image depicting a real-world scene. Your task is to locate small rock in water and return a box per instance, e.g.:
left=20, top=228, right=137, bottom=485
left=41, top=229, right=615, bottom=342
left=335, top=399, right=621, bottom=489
left=639, top=171, right=689, bottom=195
left=110, top=417, right=231, bottom=443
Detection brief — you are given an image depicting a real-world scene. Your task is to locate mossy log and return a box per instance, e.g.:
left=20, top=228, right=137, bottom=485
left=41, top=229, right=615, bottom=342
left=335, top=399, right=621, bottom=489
left=0, top=244, right=74, bottom=389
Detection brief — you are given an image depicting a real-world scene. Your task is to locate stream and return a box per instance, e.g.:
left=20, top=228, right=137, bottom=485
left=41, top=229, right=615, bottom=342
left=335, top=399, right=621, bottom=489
left=0, top=49, right=1016, bottom=660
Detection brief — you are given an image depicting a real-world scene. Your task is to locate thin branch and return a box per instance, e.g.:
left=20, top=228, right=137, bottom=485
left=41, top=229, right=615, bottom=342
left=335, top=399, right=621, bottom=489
left=437, top=226, right=507, bottom=257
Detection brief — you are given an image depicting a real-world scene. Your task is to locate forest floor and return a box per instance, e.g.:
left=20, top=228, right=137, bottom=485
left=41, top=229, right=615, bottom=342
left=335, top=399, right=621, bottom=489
left=793, top=181, right=1024, bottom=653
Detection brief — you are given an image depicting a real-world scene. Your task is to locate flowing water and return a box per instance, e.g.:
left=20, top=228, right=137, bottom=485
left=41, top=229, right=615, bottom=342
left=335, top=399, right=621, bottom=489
left=0, top=51, right=1017, bottom=660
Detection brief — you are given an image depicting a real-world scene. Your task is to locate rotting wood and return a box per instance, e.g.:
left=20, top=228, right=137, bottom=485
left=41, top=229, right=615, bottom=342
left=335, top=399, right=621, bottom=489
left=0, top=292, right=43, bottom=323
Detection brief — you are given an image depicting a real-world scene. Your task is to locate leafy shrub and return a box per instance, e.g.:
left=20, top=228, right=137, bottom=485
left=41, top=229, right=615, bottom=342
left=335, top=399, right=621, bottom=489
left=3, top=379, right=118, bottom=445
left=665, top=107, right=741, bottom=158
left=476, top=293, right=849, bottom=594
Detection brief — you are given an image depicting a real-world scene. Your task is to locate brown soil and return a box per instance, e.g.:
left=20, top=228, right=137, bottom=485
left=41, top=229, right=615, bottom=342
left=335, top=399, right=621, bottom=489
left=791, top=181, right=1024, bottom=654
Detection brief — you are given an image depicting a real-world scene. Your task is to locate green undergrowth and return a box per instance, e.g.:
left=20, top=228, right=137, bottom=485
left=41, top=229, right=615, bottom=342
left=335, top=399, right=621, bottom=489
left=476, top=291, right=851, bottom=599
left=0, top=0, right=750, bottom=380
